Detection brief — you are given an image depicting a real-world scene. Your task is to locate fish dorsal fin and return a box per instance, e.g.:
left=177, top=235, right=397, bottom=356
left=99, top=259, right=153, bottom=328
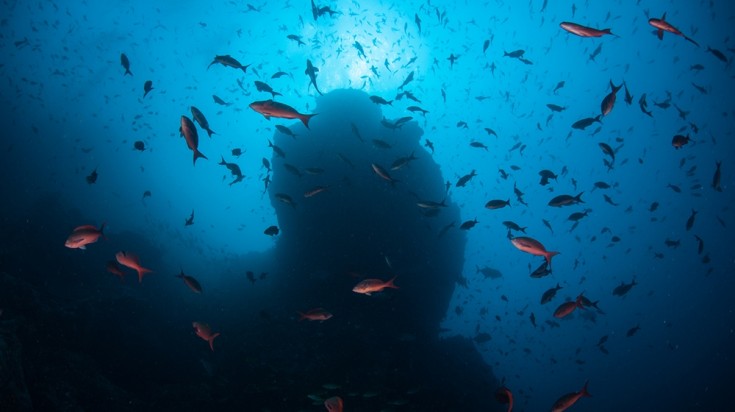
left=74, top=224, right=98, bottom=231
left=661, top=12, right=666, bottom=21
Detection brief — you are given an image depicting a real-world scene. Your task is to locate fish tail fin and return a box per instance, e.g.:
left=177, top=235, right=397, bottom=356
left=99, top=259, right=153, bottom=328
left=241, top=64, right=250, bottom=73
left=656, top=29, right=663, bottom=40
left=137, top=267, right=153, bottom=283
left=272, top=92, right=282, bottom=98
left=125, top=69, right=133, bottom=76
left=209, top=333, right=220, bottom=351
left=545, top=251, right=560, bottom=267
left=575, top=192, right=585, bottom=203
left=581, top=380, right=591, bottom=397
left=99, top=222, right=107, bottom=240
left=219, top=155, right=226, bottom=165
left=300, top=114, right=317, bottom=129
left=193, top=150, right=208, bottom=165
left=386, top=276, right=399, bottom=289
left=206, top=128, right=215, bottom=137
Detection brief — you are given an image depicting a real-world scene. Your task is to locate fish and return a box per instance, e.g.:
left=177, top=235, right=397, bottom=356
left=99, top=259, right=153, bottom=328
left=286, top=34, right=304, bottom=46
left=530, top=261, right=552, bottom=278
left=510, top=236, right=560, bottom=268
left=547, top=104, right=566, bottom=112
left=304, top=185, right=329, bottom=198
left=65, top=223, right=105, bottom=249
left=712, top=161, right=722, bottom=191
left=553, top=294, right=585, bottom=318
left=571, top=116, right=601, bottom=130
left=599, top=142, right=615, bottom=161
left=502, top=221, right=526, bottom=233
left=671, top=134, right=692, bottom=149
left=190, top=106, right=215, bottom=137
left=613, top=279, right=638, bottom=296
left=254, top=80, right=282, bottom=98
left=504, top=49, right=525, bottom=58
left=706, top=46, right=728, bottom=63
left=495, top=386, right=513, bottom=412
left=208, top=54, right=250, bottom=72
left=371, top=163, right=399, bottom=185
left=600, top=80, right=622, bottom=116
left=143, top=80, right=153, bottom=97
left=638, top=94, right=653, bottom=117
left=185, top=210, right=194, bottom=226
left=560, top=22, right=614, bottom=37
left=485, top=199, right=510, bottom=210
left=120, top=53, right=132, bottom=76
left=459, top=218, right=478, bottom=230
left=133, top=141, right=146, bottom=151
left=305, top=59, right=323, bottom=95
left=115, top=251, right=153, bottom=283
left=276, top=125, right=297, bottom=139
left=86, top=168, right=98, bottom=184
left=456, top=170, right=477, bottom=187
left=298, top=308, right=333, bottom=322
left=275, top=193, right=296, bottom=208
left=623, top=81, right=633, bottom=105
left=541, top=283, right=563, bottom=304
left=551, top=380, right=591, bottom=412
left=106, top=260, right=125, bottom=281
left=398, top=71, right=415, bottom=90
left=192, top=321, right=220, bottom=351
left=352, top=276, right=399, bottom=295
left=370, top=95, right=392, bottom=105
left=179, top=116, right=207, bottom=165
left=626, top=324, right=641, bottom=337
left=264, top=225, right=279, bottom=236
left=686, top=209, right=697, bottom=231
left=249, top=100, right=316, bottom=129
left=476, top=266, right=502, bottom=279
left=324, top=396, right=343, bottom=412
left=212, top=95, right=231, bottom=106
left=177, top=269, right=203, bottom=294
left=548, top=192, right=584, bottom=207
left=648, top=12, right=699, bottom=46
left=391, top=152, right=418, bottom=171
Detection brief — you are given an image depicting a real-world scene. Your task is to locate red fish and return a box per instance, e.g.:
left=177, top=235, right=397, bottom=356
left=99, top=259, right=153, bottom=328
left=115, top=251, right=153, bottom=283
left=179, top=115, right=207, bottom=165
left=495, top=386, right=514, bottom=412
left=671, top=134, right=692, bottom=149
left=106, top=260, right=125, bottom=282
left=65, top=223, right=105, bottom=249
left=192, top=321, right=220, bottom=351
left=551, top=380, right=591, bottom=412
left=648, top=12, right=699, bottom=46
left=560, top=22, right=614, bottom=38
left=324, top=396, right=343, bottom=412
left=249, top=99, right=316, bottom=129
left=600, top=80, right=622, bottom=116
left=510, top=237, right=559, bottom=268
left=553, top=294, right=586, bottom=319
left=352, top=276, right=399, bottom=295
left=298, top=307, right=333, bottom=321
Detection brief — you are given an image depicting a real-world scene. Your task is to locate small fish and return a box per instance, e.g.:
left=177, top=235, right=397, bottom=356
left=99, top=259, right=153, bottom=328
left=511, top=236, right=560, bottom=268
left=551, top=381, right=591, bottom=412
left=249, top=100, right=316, bottom=129
left=560, top=22, right=614, bottom=37
left=671, top=134, right=692, bottom=149
left=192, top=321, right=220, bottom=351
left=212, top=95, right=231, bottom=106
left=208, top=54, right=250, bottom=72
left=456, top=170, right=477, bottom=187
left=191, top=106, right=216, bottom=137
left=600, top=80, right=622, bottom=116
left=324, top=396, right=343, bottom=412
left=685, top=209, right=697, bottom=231
left=612, top=279, right=637, bottom=296
left=541, top=283, right=563, bottom=304
left=305, top=59, right=323, bottom=95
left=133, top=140, right=146, bottom=151
left=371, top=163, right=399, bottom=185
left=298, top=308, right=333, bottom=322
left=143, top=80, right=153, bottom=97
left=185, top=210, right=194, bottom=226
left=65, top=223, right=105, bottom=249
left=370, top=95, right=392, bottom=105
left=106, top=260, right=125, bottom=281
left=304, top=185, right=329, bottom=198
left=548, top=192, right=584, bottom=207
left=115, top=251, right=153, bottom=283
left=626, top=324, right=641, bottom=337
left=571, top=116, right=601, bottom=130
left=264, top=225, right=279, bottom=236
left=179, top=115, right=207, bottom=164
left=120, top=53, right=132, bottom=76
left=712, top=161, right=722, bottom=192
left=706, top=46, right=728, bottom=63
left=254, top=80, right=282, bottom=98
left=553, top=294, right=585, bottom=318
left=86, top=168, right=98, bottom=184
left=352, top=276, right=399, bottom=296
left=485, top=199, right=511, bottom=210
left=177, top=269, right=203, bottom=294
left=648, top=12, right=699, bottom=46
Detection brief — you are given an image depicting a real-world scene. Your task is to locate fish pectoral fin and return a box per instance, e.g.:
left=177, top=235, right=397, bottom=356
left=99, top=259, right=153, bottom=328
left=657, top=29, right=663, bottom=40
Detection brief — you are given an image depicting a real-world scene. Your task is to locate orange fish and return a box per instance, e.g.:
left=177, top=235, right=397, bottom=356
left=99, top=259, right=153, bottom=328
left=324, top=396, right=343, bottom=412
left=510, top=236, right=559, bottom=268
left=249, top=99, right=316, bottom=129
left=648, top=12, right=699, bottom=46
left=115, top=251, right=153, bottom=283
left=177, top=269, right=203, bottom=294
left=495, top=386, right=514, bottom=412
left=352, top=276, right=399, bottom=296
left=298, top=307, right=333, bottom=321
left=553, top=294, right=586, bottom=319
left=560, top=22, right=614, bottom=38
left=65, top=223, right=105, bottom=249
left=551, top=380, right=591, bottom=412
left=192, top=321, right=220, bottom=351
left=179, top=115, right=207, bottom=165
left=106, top=260, right=125, bottom=282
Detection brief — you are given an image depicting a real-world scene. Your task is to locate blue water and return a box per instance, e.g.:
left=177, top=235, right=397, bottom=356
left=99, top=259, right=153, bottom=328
left=2, top=0, right=734, bottom=411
